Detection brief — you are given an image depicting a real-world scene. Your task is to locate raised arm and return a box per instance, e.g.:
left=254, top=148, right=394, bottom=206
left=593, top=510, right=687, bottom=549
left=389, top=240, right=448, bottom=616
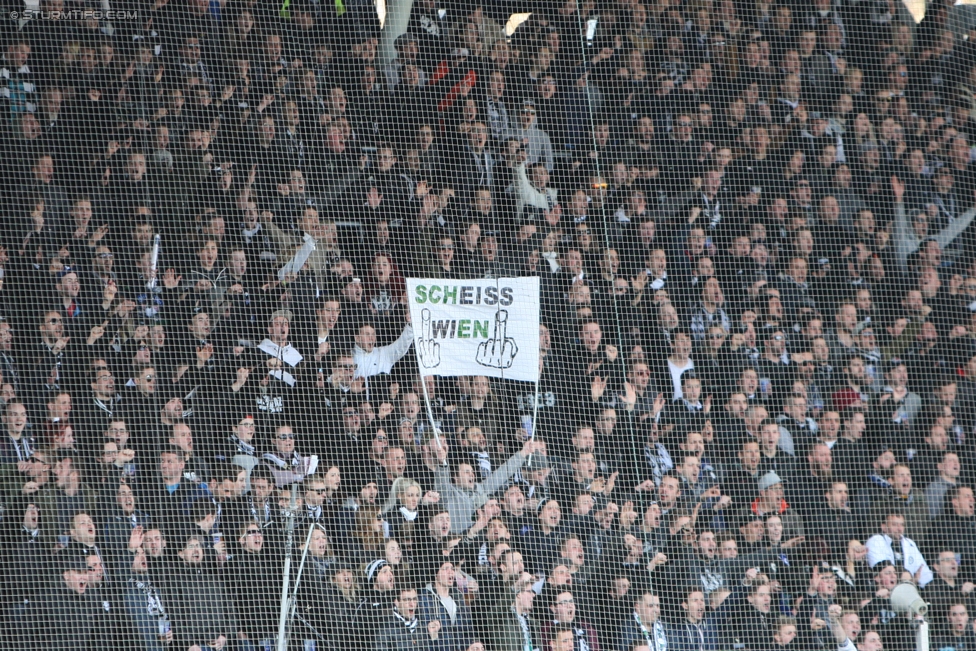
left=933, top=207, right=976, bottom=252
left=827, top=604, right=854, bottom=651
left=382, top=322, right=416, bottom=365
left=478, top=440, right=541, bottom=500
left=515, top=162, right=553, bottom=212
left=357, top=322, right=416, bottom=378
left=890, top=175, right=915, bottom=274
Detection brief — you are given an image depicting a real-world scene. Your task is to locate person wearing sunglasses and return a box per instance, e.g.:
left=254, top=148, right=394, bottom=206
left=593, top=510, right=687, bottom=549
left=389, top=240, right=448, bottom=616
left=503, top=99, right=554, bottom=173
left=261, top=424, right=318, bottom=487
left=302, top=467, right=341, bottom=528
left=226, top=518, right=283, bottom=651
left=37, top=310, right=73, bottom=394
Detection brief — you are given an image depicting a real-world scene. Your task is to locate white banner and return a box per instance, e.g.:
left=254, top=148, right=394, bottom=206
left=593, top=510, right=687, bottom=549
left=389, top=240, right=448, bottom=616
left=406, top=277, right=540, bottom=382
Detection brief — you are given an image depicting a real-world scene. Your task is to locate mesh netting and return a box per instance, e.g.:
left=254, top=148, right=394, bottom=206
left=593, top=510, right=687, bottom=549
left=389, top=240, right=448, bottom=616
left=0, top=0, right=973, bottom=650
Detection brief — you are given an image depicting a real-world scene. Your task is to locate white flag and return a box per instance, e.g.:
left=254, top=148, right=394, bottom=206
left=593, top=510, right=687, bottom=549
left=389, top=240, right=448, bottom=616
left=406, top=277, right=540, bottom=382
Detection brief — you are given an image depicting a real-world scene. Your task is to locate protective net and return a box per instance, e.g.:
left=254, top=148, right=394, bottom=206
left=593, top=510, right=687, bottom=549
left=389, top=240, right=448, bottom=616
left=0, top=0, right=974, bottom=650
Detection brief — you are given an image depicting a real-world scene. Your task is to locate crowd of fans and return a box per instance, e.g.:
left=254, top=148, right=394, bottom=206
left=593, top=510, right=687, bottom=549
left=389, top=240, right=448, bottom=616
left=4, top=0, right=976, bottom=650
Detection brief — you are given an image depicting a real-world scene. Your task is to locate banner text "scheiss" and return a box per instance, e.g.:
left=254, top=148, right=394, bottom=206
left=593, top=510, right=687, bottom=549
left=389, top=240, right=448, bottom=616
left=413, top=285, right=514, bottom=306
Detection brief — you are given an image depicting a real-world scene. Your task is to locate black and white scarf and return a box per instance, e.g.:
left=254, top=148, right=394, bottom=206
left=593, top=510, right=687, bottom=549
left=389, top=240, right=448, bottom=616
left=516, top=610, right=534, bottom=650
left=9, top=434, right=33, bottom=461
left=645, top=443, right=674, bottom=486
left=229, top=435, right=256, bottom=456
left=131, top=575, right=167, bottom=619
left=471, top=450, right=492, bottom=478
left=263, top=451, right=303, bottom=470
left=392, top=608, right=418, bottom=632
left=250, top=499, right=272, bottom=525
left=635, top=613, right=668, bottom=651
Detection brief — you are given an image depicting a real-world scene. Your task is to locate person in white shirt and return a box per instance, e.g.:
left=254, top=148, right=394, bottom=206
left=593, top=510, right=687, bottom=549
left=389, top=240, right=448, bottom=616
left=352, top=311, right=414, bottom=382
left=865, top=511, right=933, bottom=587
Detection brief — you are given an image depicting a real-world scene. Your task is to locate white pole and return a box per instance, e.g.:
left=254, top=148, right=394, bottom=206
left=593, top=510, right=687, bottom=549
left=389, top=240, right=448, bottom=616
left=147, top=234, right=161, bottom=290
left=917, top=620, right=929, bottom=651
left=276, top=483, right=299, bottom=651
left=286, top=524, right=320, bottom=633
left=526, top=362, right=542, bottom=464
left=378, top=0, right=413, bottom=65
left=419, top=374, right=447, bottom=466
left=529, top=367, right=541, bottom=442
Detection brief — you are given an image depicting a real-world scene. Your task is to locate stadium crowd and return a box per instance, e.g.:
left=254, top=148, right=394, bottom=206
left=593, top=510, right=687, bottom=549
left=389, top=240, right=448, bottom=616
left=3, top=0, right=976, bottom=650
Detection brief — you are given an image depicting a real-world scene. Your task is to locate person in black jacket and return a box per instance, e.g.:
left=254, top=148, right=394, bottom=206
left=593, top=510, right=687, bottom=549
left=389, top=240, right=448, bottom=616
left=161, top=533, right=236, bottom=651
left=312, top=562, right=362, bottom=650
left=139, top=445, right=213, bottom=536
left=121, top=546, right=171, bottom=651
left=74, top=364, right=123, bottom=458
left=102, top=483, right=152, bottom=575
left=292, top=532, right=344, bottom=646
left=934, top=602, right=976, bottom=651
left=927, top=486, right=976, bottom=580
left=353, top=558, right=399, bottom=651
left=809, top=480, right=861, bottom=562
left=226, top=520, right=282, bottom=647
left=1, top=499, right=49, bottom=650
left=663, top=588, right=721, bottom=651
left=82, top=552, right=131, bottom=651
left=923, top=551, right=976, bottom=626
left=375, top=586, right=427, bottom=651
left=33, top=558, right=100, bottom=651
left=724, top=580, right=776, bottom=651
left=616, top=590, right=668, bottom=651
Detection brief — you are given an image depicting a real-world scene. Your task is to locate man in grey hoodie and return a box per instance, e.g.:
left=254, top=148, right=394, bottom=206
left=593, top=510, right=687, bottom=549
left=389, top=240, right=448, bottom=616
left=504, top=100, right=555, bottom=173
left=429, top=436, right=544, bottom=534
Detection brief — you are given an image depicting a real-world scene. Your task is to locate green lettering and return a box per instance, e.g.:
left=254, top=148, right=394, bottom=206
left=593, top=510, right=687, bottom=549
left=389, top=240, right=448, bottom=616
left=457, top=319, right=471, bottom=338
left=473, top=320, right=489, bottom=338
left=443, top=285, right=458, bottom=304
left=414, top=285, right=427, bottom=304
left=428, top=285, right=441, bottom=304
